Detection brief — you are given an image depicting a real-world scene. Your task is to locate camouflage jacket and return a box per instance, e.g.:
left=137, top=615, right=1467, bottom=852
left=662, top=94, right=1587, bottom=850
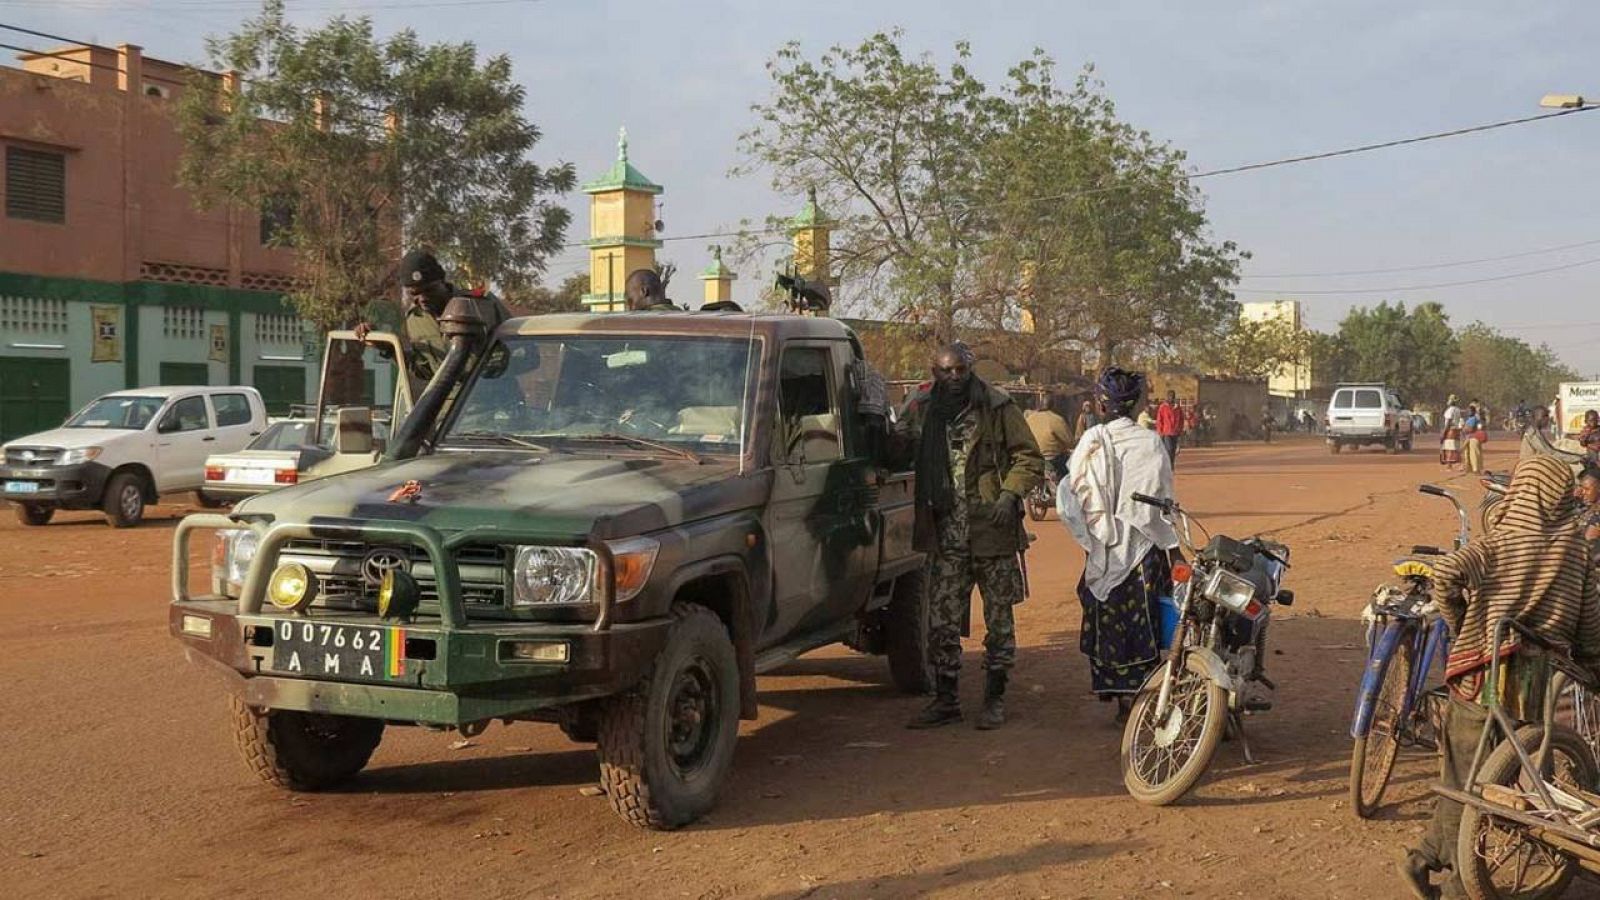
left=896, top=378, right=1044, bottom=556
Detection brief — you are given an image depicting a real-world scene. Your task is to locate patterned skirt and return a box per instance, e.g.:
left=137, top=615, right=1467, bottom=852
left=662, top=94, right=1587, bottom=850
left=1440, top=426, right=1461, bottom=465
left=1078, top=547, right=1173, bottom=695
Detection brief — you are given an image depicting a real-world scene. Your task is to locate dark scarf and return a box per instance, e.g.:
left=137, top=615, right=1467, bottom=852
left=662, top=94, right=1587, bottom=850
left=916, top=381, right=973, bottom=517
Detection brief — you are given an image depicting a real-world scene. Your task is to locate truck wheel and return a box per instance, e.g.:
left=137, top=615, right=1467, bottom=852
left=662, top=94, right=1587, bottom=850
left=596, top=604, right=740, bottom=829
left=194, top=491, right=229, bottom=509
left=230, top=697, right=385, bottom=791
left=15, top=503, right=53, bottom=526
left=884, top=568, right=933, bottom=694
left=102, top=472, right=147, bottom=528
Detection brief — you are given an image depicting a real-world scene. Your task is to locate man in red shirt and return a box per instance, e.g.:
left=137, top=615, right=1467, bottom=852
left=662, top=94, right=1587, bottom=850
left=1156, top=390, right=1184, bottom=464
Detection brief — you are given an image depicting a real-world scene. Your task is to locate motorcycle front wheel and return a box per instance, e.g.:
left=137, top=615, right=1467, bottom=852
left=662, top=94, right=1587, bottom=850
left=1121, top=661, right=1228, bottom=806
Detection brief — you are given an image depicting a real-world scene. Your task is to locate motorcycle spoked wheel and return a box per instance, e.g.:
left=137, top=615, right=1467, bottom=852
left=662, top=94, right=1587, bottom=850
left=1120, top=660, right=1229, bottom=806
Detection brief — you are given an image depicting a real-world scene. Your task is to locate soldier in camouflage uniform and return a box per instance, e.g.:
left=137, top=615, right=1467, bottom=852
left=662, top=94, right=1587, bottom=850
left=898, top=343, right=1044, bottom=729
left=356, top=250, right=511, bottom=382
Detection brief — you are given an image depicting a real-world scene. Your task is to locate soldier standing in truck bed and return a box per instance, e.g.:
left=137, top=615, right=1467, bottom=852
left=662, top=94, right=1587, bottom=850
left=897, top=343, right=1044, bottom=730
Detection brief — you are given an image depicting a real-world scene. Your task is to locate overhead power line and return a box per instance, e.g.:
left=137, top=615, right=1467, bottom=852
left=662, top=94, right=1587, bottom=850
left=1241, top=237, right=1600, bottom=279
left=1235, top=254, right=1600, bottom=295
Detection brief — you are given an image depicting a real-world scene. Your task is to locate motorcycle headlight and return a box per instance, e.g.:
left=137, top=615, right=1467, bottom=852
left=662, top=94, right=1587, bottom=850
left=512, top=546, right=597, bottom=606
left=57, top=447, right=102, bottom=466
left=1203, top=568, right=1256, bottom=613
left=211, top=528, right=260, bottom=596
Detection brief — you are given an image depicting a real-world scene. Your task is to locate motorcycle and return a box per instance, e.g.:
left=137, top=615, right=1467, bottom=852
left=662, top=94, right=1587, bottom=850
left=1120, top=492, right=1294, bottom=806
left=1026, top=467, right=1058, bottom=522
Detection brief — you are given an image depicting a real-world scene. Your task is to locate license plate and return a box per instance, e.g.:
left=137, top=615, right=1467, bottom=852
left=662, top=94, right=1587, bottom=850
left=271, top=620, right=404, bottom=681
left=4, top=480, right=39, bottom=494
left=225, top=468, right=278, bottom=485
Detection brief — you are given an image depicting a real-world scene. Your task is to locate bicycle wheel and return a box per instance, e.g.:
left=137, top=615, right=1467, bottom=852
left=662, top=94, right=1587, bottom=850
left=1349, top=637, right=1414, bottom=818
left=1457, top=724, right=1595, bottom=900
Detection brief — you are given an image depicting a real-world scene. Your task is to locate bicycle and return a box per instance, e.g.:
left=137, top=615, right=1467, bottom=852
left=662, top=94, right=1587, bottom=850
left=1348, top=483, right=1469, bottom=819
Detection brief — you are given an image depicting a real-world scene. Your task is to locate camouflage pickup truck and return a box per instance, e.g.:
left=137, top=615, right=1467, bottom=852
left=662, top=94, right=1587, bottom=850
left=170, top=304, right=929, bottom=829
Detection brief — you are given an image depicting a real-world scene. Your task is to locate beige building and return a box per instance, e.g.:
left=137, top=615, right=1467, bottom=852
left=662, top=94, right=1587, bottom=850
left=1241, top=299, right=1312, bottom=399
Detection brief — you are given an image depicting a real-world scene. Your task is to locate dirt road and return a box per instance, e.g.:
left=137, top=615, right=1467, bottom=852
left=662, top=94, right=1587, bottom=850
left=1, top=437, right=1583, bottom=898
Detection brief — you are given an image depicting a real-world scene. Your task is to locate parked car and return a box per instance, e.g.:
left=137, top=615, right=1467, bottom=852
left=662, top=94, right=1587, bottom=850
left=201, top=331, right=415, bottom=502
left=1325, top=383, right=1414, bottom=454
left=1, top=386, right=267, bottom=526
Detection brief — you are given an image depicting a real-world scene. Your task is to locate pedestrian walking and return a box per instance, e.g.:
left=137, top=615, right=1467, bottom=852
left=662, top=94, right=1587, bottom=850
left=1439, top=394, right=1463, bottom=469
left=1058, top=367, right=1180, bottom=723
left=1156, top=391, right=1184, bottom=464
left=1398, top=455, right=1600, bottom=899
left=1072, top=399, right=1100, bottom=446
left=897, top=343, right=1044, bottom=731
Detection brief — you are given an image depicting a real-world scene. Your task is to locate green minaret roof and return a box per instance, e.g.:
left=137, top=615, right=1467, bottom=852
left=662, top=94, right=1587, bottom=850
left=581, top=127, right=663, bottom=195
left=699, top=245, right=737, bottom=281
left=790, top=185, right=826, bottom=229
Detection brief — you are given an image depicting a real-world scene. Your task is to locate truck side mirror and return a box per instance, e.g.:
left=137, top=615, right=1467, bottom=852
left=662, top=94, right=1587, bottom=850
left=156, top=416, right=179, bottom=434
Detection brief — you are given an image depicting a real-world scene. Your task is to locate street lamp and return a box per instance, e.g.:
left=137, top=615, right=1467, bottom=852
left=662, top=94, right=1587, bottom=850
left=1541, top=94, right=1592, bottom=109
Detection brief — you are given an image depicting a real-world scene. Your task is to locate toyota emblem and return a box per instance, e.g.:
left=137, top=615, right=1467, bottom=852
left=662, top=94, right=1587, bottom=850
left=361, top=548, right=410, bottom=586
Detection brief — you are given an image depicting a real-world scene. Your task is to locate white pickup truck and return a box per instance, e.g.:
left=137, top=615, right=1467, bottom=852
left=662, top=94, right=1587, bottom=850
left=0, top=386, right=268, bottom=527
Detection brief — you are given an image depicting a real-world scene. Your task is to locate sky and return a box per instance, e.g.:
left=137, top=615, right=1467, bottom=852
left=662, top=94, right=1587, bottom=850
left=9, top=0, right=1600, bottom=373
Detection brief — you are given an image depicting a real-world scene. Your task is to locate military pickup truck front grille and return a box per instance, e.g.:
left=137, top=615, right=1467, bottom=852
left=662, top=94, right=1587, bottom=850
left=4, top=446, right=61, bottom=466
left=278, top=539, right=508, bottom=609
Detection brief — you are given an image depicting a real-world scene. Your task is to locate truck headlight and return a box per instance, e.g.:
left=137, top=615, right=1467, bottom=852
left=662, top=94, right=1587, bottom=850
left=512, top=546, right=596, bottom=606
left=58, top=447, right=102, bottom=466
left=212, top=528, right=260, bottom=596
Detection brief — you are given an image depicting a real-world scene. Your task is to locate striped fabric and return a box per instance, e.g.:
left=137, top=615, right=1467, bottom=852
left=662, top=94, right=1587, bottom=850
left=1433, top=455, right=1600, bottom=702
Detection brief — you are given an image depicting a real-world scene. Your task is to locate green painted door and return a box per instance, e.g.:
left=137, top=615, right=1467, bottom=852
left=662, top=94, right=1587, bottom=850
left=0, top=356, right=71, bottom=442
left=252, top=365, right=306, bottom=416
left=159, top=362, right=209, bottom=386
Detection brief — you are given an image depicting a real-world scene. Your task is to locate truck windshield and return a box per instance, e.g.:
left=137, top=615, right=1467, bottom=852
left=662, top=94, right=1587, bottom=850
left=65, top=396, right=165, bottom=429
left=445, top=335, right=755, bottom=452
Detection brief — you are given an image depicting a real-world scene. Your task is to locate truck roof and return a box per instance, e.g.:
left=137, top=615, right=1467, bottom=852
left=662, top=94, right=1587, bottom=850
left=102, top=385, right=260, bottom=398
left=506, top=311, right=858, bottom=343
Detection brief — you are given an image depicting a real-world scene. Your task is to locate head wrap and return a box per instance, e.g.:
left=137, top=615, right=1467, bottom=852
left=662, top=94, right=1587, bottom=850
left=1095, top=367, right=1145, bottom=418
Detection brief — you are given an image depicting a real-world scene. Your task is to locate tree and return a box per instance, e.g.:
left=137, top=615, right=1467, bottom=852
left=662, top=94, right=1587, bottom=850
left=1201, top=315, right=1313, bottom=380
left=1330, top=301, right=1458, bottom=405
left=738, top=31, right=994, bottom=340
left=1454, top=323, right=1578, bottom=414
left=176, top=0, right=574, bottom=334
left=974, top=58, right=1244, bottom=367
left=506, top=273, right=589, bottom=316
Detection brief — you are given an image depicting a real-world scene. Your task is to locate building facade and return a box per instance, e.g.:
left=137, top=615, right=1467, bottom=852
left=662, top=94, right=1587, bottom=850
left=1240, top=299, right=1312, bottom=399
left=0, top=43, right=389, bottom=440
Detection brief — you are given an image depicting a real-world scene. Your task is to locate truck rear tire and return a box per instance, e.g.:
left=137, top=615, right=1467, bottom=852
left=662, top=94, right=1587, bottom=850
left=596, top=604, right=740, bottom=829
left=15, top=503, right=53, bottom=526
left=230, top=697, right=385, bottom=791
left=885, top=569, right=933, bottom=694
left=103, top=472, right=147, bottom=528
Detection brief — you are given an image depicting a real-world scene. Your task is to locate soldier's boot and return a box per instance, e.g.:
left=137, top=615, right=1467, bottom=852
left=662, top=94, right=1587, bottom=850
left=907, top=675, right=962, bottom=729
left=976, top=670, right=1008, bottom=730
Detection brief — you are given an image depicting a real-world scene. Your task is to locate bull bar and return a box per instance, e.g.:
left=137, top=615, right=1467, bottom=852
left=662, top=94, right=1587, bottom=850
left=171, top=513, right=617, bottom=631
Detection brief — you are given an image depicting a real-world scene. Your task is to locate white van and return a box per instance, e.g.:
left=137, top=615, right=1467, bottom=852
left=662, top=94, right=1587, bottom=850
left=1325, top=383, right=1414, bottom=454
left=0, top=386, right=268, bottom=526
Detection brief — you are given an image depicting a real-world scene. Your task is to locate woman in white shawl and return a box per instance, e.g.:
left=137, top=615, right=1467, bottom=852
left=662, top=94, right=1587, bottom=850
left=1058, top=368, right=1180, bottom=721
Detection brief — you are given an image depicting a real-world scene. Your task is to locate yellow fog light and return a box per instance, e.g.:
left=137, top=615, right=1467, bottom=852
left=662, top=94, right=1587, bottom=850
left=378, top=569, right=421, bottom=622
left=180, top=614, right=213, bottom=638
left=501, top=640, right=570, bottom=663
left=267, top=562, right=319, bottom=613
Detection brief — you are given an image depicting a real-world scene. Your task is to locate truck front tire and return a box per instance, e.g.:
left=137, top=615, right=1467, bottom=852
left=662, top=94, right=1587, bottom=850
left=230, top=697, right=385, bottom=791
left=103, top=472, right=146, bottom=527
left=596, top=604, right=740, bottom=829
left=885, top=569, right=933, bottom=694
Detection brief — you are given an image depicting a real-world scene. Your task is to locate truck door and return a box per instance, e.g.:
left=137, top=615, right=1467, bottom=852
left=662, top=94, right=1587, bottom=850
left=762, top=342, right=879, bottom=642
left=152, top=393, right=215, bottom=491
